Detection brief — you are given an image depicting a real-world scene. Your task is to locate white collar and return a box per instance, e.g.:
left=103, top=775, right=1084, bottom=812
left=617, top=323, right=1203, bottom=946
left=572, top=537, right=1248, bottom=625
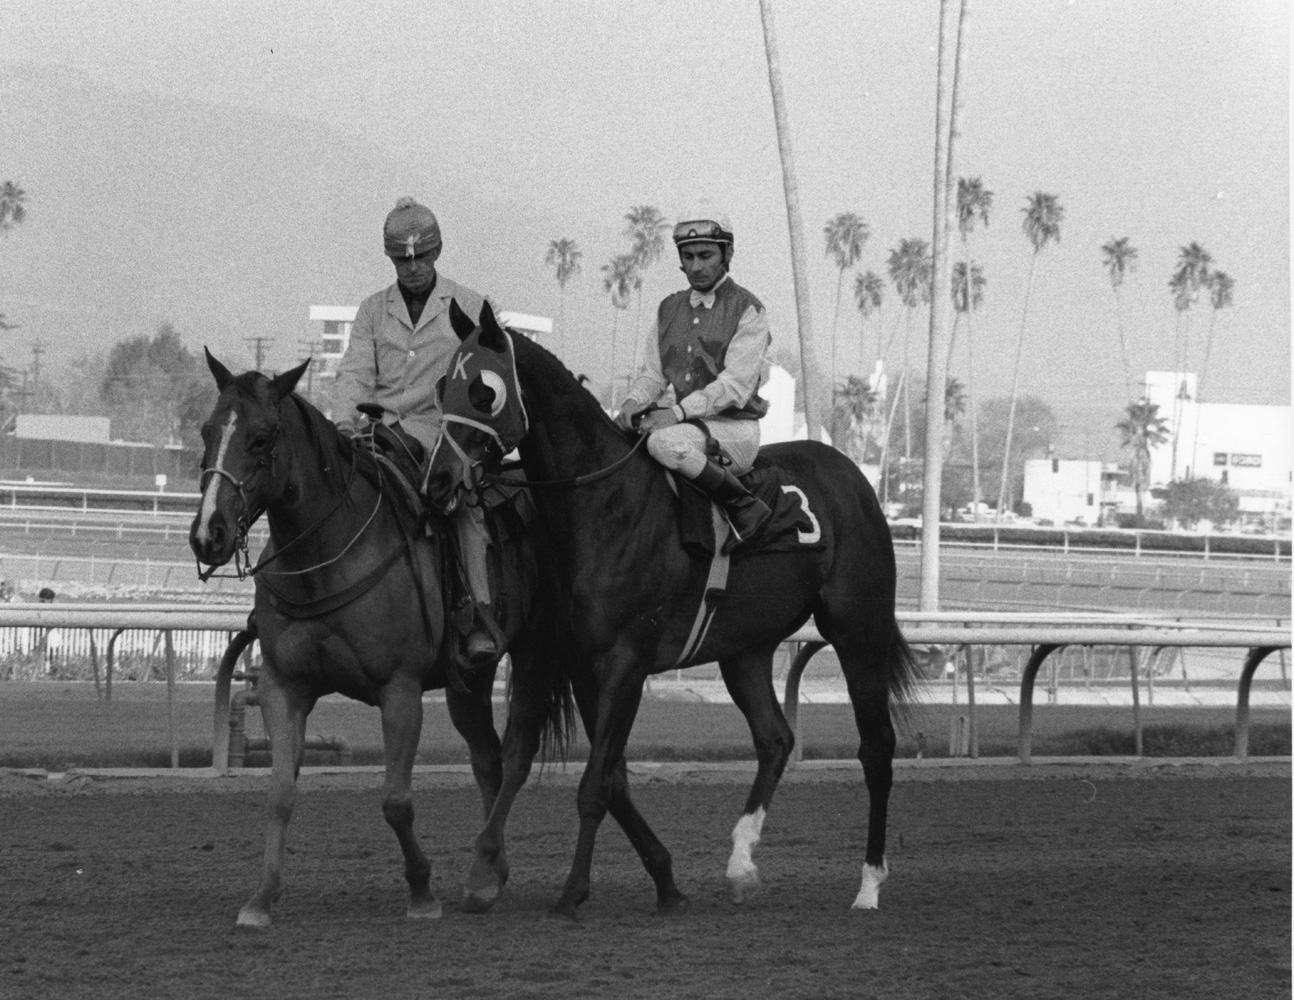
left=689, top=273, right=729, bottom=309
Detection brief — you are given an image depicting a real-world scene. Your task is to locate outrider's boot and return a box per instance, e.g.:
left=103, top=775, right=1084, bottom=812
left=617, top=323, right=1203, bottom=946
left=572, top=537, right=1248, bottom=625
left=691, top=460, right=773, bottom=554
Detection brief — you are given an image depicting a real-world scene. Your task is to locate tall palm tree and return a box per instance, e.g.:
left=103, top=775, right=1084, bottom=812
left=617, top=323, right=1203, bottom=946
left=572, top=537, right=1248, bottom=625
left=997, top=191, right=1063, bottom=518
left=1099, top=236, right=1138, bottom=398
left=1167, top=242, right=1212, bottom=476
left=758, top=0, right=827, bottom=441
left=544, top=237, right=582, bottom=358
left=954, top=175, right=992, bottom=522
left=885, top=238, right=933, bottom=466
left=853, top=269, right=884, bottom=381
left=623, top=206, right=669, bottom=376
left=1116, top=399, right=1170, bottom=523
left=824, top=211, right=870, bottom=387
left=0, top=181, right=26, bottom=232
left=601, top=253, right=639, bottom=410
left=830, top=374, right=877, bottom=464
left=1189, top=269, right=1235, bottom=474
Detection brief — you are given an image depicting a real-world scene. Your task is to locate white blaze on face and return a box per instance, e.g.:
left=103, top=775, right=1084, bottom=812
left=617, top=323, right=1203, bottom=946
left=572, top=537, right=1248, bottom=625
left=726, top=807, right=766, bottom=881
left=194, top=411, right=237, bottom=545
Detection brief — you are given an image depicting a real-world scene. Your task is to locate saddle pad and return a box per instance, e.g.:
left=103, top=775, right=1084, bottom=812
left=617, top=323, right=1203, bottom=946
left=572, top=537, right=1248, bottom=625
left=678, top=461, right=824, bottom=558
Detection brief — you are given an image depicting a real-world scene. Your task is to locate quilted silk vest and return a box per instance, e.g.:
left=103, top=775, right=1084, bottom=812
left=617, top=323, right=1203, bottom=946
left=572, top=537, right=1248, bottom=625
left=656, top=278, right=769, bottom=419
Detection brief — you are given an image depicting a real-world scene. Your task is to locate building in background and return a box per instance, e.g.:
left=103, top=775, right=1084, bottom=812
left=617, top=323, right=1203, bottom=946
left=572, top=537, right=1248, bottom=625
left=1022, top=459, right=1123, bottom=526
left=1142, top=370, right=1291, bottom=526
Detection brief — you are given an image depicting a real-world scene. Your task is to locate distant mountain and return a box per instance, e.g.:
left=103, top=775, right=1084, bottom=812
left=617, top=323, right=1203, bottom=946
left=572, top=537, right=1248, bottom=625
left=0, top=61, right=540, bottom=379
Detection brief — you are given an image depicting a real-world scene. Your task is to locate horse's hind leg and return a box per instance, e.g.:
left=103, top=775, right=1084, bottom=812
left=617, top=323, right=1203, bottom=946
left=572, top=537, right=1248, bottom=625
left=237, top=671, right=313, bottom=929
left=835, top=638, right=899, bottom=910
left=717, top=645, right=794, bottom=904
left=378, top=676, right=439, bottom=918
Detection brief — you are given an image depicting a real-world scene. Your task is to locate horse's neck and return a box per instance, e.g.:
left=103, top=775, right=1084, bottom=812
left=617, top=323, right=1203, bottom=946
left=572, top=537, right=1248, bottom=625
left=516, top=350, right=667, bottom=546
left=265, top=400, right=372, bottom=548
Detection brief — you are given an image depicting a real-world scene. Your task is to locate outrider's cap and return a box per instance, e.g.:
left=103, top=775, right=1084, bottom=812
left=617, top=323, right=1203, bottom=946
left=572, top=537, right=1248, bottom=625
left=384, top=197, right=442, bottom=258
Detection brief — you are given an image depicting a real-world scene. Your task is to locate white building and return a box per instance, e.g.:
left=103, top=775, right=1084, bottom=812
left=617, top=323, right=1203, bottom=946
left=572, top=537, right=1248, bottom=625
left=1023, top=459, right=1122, bottom=525
left=1143, top=370, right=1291, bottom=522
left=305, top=305, right=357, bottom=381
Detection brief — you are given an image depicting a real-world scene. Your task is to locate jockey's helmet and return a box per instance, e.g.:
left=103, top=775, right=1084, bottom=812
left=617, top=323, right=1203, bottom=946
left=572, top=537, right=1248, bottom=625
left=384, top=197, right=442, bottom=259
left=672, top=212, right=734, bottom=251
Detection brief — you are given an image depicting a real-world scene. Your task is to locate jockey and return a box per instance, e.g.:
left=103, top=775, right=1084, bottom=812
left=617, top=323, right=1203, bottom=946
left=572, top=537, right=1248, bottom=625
left=615, top=210, right=774, bottom=553
left=335, top=197, right=499, bottom=666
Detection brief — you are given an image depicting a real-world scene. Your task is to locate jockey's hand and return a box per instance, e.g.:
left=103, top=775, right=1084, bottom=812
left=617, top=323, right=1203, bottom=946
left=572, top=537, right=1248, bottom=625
left=613, top=402, right=646, bottom=432
left=637, top=406, right=681, bottom=434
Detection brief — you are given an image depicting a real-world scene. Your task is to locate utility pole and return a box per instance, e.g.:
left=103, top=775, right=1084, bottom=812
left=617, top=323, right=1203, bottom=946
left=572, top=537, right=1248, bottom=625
left=28, top=341, right=43, bottom=396
left=243, top=336, right=273, bottom=372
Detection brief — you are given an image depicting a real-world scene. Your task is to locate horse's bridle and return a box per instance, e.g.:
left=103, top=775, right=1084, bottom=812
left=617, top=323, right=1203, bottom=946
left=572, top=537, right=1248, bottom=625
left=195, top=403, right=381, bottom=582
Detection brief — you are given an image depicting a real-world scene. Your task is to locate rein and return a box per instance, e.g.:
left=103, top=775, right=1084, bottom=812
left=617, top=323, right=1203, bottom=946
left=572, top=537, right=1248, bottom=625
left=196, top=408, right=382, bottom=582
left=480, top=432, right=649, bottom=490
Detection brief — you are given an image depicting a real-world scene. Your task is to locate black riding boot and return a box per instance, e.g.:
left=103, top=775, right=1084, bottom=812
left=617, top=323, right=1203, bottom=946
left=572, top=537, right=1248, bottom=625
left=690, top=460, right=773, bottom=554
left=465, top=602, right=499, bottom=668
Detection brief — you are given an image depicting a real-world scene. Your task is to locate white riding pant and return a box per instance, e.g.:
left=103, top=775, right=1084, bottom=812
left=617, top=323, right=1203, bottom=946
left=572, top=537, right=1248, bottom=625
left=454, top=503, right=491, bottom=605
left=646, top=417, right=761, bottom=478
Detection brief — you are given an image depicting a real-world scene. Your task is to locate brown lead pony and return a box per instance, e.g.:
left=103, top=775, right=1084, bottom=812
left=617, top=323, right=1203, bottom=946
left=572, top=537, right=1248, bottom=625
left=189, top=350, right=571, bottom=927
left=425, top=301, right=918, bottom=920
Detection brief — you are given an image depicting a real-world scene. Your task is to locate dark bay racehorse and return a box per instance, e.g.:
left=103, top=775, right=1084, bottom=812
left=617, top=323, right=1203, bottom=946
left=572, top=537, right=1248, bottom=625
left=189, top=351, right=568, bottom=927
left=425, top=302, right=918, bottom=918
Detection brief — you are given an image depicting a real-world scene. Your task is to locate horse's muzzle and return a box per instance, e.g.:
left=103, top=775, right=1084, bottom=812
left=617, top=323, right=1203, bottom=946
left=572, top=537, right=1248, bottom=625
left=189, top=511, right=235, bottom=568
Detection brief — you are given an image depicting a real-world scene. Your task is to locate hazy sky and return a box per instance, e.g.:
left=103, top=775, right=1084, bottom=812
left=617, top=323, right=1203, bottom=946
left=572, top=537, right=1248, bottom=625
left=1, top=0, right=1289, bottom=448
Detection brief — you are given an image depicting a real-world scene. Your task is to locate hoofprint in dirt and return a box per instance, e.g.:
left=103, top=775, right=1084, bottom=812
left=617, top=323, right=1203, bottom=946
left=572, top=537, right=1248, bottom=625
left=1, top=765, right=1288, bottom=1000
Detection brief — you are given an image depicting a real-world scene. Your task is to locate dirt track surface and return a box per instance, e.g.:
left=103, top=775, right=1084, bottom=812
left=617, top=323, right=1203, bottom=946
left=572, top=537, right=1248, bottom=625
left=2, top=764, right=1290, bottom=1000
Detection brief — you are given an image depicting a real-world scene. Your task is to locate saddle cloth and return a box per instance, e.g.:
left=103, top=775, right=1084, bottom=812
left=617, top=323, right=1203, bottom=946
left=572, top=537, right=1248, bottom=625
left=677, top=458, right=824, bottom=559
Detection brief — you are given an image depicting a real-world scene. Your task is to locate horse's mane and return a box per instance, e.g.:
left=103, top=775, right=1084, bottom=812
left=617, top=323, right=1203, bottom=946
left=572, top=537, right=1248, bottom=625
left=508, top=329, right=625, bottom=437
left=229, top=370, right=363, bottom=490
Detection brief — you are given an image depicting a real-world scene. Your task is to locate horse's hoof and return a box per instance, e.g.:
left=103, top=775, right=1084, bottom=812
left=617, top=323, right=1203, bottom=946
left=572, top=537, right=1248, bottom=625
left=406, top=897, right=443, bottom=920
left=545, top=903, right=581, bottom=924
left=728, top=869, right=761, bottom=904
left=656, top=892, right=690, bottom=916
left=235, top=907, right=272, bottom=930
left=460, top=884, right=500, bottom=915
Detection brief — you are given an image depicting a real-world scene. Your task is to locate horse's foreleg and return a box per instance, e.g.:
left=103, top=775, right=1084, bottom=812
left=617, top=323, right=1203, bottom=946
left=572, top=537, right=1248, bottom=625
left=378, top=678, right=438, bottom=919
left=446, top=671, right=518, bottom=913
left=237, top=676, right=311, bottom=929
left=570, top=673, right=686, bottom=915
left=846, top=669, right=897, bottom=911
left=718, top=648, right=792, bottom=904
left=551, top=655, right=646, bottom=920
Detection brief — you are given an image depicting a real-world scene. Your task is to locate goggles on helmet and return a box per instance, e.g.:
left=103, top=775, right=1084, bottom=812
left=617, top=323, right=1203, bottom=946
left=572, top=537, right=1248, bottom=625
left=672, top=218, right=733, bottom=247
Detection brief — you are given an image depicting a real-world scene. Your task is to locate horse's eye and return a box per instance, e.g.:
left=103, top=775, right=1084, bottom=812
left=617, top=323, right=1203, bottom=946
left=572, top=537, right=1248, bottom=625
left=249, top=435, right=269, bottom=452
left=468, top=371, right=508, bottom=417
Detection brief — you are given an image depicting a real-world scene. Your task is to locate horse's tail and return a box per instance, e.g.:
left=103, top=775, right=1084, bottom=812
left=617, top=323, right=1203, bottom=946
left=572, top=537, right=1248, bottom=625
left=885, top=613, right=922, bottom=725
left=506, top=632, right=577, bottom=765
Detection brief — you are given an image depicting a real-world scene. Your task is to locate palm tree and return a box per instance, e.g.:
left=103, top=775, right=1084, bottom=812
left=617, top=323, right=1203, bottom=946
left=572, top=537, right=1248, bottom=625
left=758, top=0, right=827, bottom=441
left=544, top=237, right=582, bottom=358
left=1099, top=236, right=1138, bottom=398
left=1167, top=242, right=1213, bottom=475
left=997, top=191, right=1063, bottom=518
left=601, top=253, right=639, bottom=409
left=853, top=269, right=884, bottom=382
left=942, top=375, right=967, bottom=458
left=830, top=374, right=877, bottom=464
left=1189, top=269, right=1235, bottom=474
left=954, top=175, right=992, bottom=522
left=623, top=206, right=669, bottom=376
left=884, top=238, right=932, bottom=472
left=1116, top=399, right=1170, bottom=523
left=0, top=181, right=26, bottom=232
left=824, top=212, right=870, bottom=387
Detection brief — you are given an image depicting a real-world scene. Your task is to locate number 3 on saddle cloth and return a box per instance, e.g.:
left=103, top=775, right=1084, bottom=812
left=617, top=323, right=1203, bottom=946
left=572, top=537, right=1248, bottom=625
left=675, top=446, right=825, bottom=560
left=356, top=411, right=530, bottom=671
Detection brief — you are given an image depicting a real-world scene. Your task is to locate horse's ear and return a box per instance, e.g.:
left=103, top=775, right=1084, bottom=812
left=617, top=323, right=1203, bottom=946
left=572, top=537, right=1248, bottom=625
left=269, top=358, right=309, bottom=401
left=477, top=299, right=507, bottom=353
left=448, top=299, right=476, bottom=341
left=205, top=347, right=235, bottom=392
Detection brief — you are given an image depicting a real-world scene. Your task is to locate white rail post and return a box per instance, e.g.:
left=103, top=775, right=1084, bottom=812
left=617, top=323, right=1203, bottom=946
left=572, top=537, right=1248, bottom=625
left=164, top=629, right=178, bottom=768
